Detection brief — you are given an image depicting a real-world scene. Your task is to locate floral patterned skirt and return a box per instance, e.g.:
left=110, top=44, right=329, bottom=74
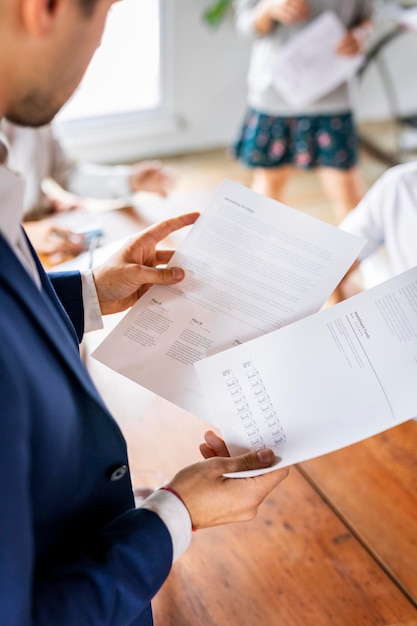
left=231, top=109, right=358, bottom=171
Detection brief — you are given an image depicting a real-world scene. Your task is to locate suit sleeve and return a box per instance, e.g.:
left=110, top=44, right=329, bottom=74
left=0, top=324, right=173, bottom=625
left=34, top=509, right=173, bottom=625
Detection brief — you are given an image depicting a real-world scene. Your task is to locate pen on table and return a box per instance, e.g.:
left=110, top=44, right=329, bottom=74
left=87, top=233, right=102, bottom=269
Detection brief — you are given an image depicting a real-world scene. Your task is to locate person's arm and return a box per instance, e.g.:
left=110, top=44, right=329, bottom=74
left=47, top=125, right=79, bottom=192
left=325, top=166, right=400, bottom=306
left=29, top=211, right=289, bottom=624
left=47, top=125, right=131, bottom=199
left=49, top=126, right=176, bottom=199
left=128, top=160, right=177, bottom=197
left=0, top=332, right=287, bottom=625
left=338, top=171, right=390, bottom=259
left=324, top=259, right=361, bottom=307
left=54, top=158, right=177, bottom=200
left=336, top=0, right=375, bottom=58
left=33, top=507, right=174, bottom=625
left=235, top=0, right=309, bottom=37
left=31, top=445, right=286, bottom=625
left=0, top=350, right=168, bottom=626
left=253, top=0, right=309, bottom=35
left=336, top=17, right=374, bottom=57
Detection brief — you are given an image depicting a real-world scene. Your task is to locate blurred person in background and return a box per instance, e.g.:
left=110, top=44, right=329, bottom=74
left=0, top=119, right=176, bottom=261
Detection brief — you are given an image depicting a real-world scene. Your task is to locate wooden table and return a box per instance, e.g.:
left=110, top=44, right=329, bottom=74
left=84, top=342, right=417, bottom=626
left=37, top=204, right=151, bottom=270
left=54, top=193, right=417, bottom=626
left=38, top=188, right=215, bottom=270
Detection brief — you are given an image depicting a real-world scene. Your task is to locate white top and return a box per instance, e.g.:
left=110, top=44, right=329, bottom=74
left=0, top=119, right=133, bottom=219
left=234, top=0, right=374, bottom=115
left=0, top=132, right=192, bottom=563
left=339, top=161, right=417, bottom=284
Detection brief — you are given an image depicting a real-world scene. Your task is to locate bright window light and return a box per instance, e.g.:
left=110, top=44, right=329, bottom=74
left=57, top=0, right=160, bottom=122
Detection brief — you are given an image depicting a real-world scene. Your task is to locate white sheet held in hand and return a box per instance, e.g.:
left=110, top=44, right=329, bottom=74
left=270, top=11, right=364, bottom=109
left=196, top=266, right=417, bottom=477
left=92, top=179, right=364, bottom=424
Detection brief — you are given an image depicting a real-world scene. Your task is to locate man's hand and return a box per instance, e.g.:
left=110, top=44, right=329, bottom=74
left=199, top=429, right=231, bottom=459
left=129, top=160, right=177, bottom=197
left=167, top=440, right=289, bottom=530
left=92, top=212, right=199, bottom=315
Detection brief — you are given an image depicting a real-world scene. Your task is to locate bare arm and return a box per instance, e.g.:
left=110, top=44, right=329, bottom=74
left=336, top=17, right=373, bottom=57
left=325, top=259, right=361, bottom=307
left=253, top=0, right=309, bottom=35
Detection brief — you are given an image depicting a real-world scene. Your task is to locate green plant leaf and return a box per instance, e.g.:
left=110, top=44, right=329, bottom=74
left=203, top=0, right=231, bottom=27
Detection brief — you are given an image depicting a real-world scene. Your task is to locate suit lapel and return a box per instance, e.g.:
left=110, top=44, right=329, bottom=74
left=25, top=231, right=80, bottom=344
left=0, top=234, right=107, bottom=410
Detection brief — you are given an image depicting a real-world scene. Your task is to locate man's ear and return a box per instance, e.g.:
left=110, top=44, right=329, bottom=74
left=20, top=0, right=61, bottom=37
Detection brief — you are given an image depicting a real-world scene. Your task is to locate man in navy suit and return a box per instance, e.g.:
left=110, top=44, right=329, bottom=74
left=0, top=0, right=289, bottom=623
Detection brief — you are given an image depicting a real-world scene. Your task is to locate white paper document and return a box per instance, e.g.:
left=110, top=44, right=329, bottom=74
left=271, top=11, right=364, bottom=109
left=195, top=267, right=417, bottom=477
left=92, top=179, right=364, bottom=420
left=378, top=4, right=417, bottom=32
left=396, top=8, right=417, bottom=31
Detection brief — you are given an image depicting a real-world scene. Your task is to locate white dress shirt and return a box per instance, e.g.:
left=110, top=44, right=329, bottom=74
left=0, top=119, right=133, bottom=219
left=234, top=0, right=374, bottom=116
left=0, top=131, right=192, bottom=562
left=339, top=161, right=417, bottom=287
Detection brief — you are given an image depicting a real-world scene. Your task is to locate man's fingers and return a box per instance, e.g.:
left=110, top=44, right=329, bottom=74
left=155, top=249, right=175, bottom=265
left=131, top=264, right=185, bottom=286
left=199, top=442, right=217, bottom=459
left=245, top=448, right=277, bottom=469
left=226, top=450, right=289, bottom=489
left=203, top=430, right=230, bottom=457
left=141, top=212, right=200, bottom=243
left=215, top=448, right=277, bottom=475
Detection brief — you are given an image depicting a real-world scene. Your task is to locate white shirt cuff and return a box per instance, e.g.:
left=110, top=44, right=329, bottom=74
left=80, top=270, right=103, bottom=333
left=139, top=489, right=192, bottom=562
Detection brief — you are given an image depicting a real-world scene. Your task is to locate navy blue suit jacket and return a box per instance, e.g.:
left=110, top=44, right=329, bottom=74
left=0, top=233, right=173, bottom=625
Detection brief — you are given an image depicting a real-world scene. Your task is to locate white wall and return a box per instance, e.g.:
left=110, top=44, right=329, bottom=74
left=356, top=28, right=417, bottom=122
left=57, top=2, right=417, bottom=164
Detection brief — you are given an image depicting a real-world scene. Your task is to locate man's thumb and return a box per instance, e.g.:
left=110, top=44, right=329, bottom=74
left=233, top=448, right=276, bottom=472
left=133, top=265, right=185, bottom=285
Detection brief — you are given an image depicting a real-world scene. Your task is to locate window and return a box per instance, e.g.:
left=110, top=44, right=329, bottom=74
left=57, top=0, right=161, bottom=123
left=55, top=0, right=248, bottom=163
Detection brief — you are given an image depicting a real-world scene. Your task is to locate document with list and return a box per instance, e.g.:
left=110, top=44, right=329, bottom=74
left=92, top=179, right=364, bottom=421
left=195, top=266, right=417, bottom=477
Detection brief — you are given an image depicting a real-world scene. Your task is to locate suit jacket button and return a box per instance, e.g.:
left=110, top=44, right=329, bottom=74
left=109, top=464, right=128, bottom=481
